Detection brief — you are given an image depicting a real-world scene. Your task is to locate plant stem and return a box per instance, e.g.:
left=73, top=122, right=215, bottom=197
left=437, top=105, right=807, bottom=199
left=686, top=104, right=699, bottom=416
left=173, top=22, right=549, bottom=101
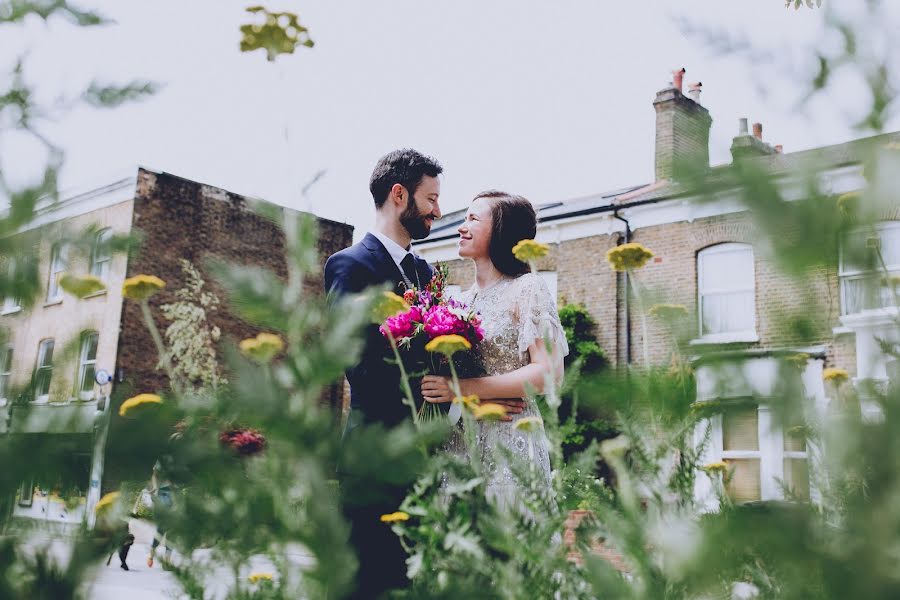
left=387, top=331, right=419, bottom=425
left=140, top=299, right=183, bottom=396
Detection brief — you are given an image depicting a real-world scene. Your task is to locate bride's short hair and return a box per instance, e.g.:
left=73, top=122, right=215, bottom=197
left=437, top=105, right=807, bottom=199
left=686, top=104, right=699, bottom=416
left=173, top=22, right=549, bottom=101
left=473, top=190, right=537, bottom=276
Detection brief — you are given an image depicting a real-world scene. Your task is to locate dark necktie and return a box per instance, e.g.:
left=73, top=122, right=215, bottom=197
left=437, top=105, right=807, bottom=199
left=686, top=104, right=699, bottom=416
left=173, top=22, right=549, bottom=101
left=400, top=253, right=418, bottom=289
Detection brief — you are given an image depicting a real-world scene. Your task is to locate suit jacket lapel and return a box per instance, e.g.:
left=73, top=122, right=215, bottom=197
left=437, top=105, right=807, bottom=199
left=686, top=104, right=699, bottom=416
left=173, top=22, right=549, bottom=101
left=362, top=233, right=407, bottom=291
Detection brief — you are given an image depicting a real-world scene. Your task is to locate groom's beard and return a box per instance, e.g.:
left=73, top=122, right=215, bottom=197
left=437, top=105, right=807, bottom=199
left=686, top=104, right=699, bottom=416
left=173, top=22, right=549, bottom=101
left=400, top=198, right=435, bottom=240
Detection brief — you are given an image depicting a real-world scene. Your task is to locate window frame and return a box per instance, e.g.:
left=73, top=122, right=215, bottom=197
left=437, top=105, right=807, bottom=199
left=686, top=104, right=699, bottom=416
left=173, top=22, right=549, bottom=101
left=2, top=258, right=21, bottom=314
left=696, top=243, right=757, bottom=342
left=0, top=344, right=12, bottom=404
left=46, top=243, right=68, bottom=303
left=77, top=332, right=99, bottom=401
left=711, top=402, right=810, bottom=503
left=34, top=338, right=54, bottom=404
left=89, top=228, right=112, bottom=283
left=838, top=221, right=900, bottom=316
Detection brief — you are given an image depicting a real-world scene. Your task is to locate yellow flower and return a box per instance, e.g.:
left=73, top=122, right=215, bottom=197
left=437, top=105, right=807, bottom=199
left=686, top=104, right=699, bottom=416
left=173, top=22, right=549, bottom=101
left=425, top=334, right=471, bottom=357
left=472, top=403, right=508, bottom=421
left=122, top=274, right=165, bottom=300
left=94, top=491, right=120, bottom=513
left=836, top=191, right=860, bottom=215
left=239, top=332, right=285, bottom=364
left=248, top=572, right=274, bottom=584
left=785, top=353, right=810, bottom=371
left=606, top=243, right=655, bottom=271
left=371, top=291, right=410, bottom=324
left=881, top=274, right=900, bottom=288
left=823, top=367, right=850, bottom=385
left=513, top=416, right=544, bottom=432
left=119, top=393, right=163, bottom=417
left=702, top=461, right=729, bottom=475
left=59, top=273, right=106, bottom=298
left=380, top=511, right=410, bottom=523
left=648, top=303, right=689, bottom=320
left=511, top=239, right=551, bottom=262
left=453, top=394, right=480, bottom=410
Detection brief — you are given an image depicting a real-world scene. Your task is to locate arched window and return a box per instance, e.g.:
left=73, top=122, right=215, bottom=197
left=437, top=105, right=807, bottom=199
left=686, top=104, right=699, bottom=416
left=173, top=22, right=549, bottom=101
left=697, top=243, right=756, bottom=340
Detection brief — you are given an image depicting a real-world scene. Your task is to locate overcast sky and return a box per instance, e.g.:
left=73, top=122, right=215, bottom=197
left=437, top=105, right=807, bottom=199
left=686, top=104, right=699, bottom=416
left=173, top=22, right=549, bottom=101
left=4, top=1, right=898, bottom=240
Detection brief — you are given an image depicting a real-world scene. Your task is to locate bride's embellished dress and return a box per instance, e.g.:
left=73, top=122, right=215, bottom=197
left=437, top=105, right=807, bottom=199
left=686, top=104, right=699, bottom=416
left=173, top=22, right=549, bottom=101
left=448, top=272, right=569, bottom=505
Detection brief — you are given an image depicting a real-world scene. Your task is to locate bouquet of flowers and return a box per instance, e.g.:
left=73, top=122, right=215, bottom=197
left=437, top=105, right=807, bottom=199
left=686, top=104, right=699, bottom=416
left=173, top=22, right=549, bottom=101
left=379, top=264, right=484, bottom=422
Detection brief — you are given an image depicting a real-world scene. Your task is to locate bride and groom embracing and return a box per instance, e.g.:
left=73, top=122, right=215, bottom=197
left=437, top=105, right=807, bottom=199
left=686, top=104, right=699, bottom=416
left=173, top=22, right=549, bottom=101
left=324, top=148, right=568, bottom=599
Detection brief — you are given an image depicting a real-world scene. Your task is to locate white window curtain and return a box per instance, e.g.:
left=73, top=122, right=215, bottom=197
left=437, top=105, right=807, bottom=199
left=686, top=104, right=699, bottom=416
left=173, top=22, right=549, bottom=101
left=839, top=222, right=900, bottom=315
left=78, top=332, right=99, bottom=400
left=697, top=243, right=756, bottom=338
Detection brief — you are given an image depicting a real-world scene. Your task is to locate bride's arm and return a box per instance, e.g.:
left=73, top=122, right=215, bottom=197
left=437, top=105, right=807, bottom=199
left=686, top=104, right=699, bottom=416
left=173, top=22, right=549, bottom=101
left=460, top=337, right=563, bottom=400
left=421, top=337, right=563, bottom=403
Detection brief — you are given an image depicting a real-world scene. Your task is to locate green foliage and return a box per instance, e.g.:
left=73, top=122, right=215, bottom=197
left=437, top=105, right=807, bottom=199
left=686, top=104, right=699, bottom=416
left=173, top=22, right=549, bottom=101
left=239, top=6, right=314, bottom=62
left=0, top=0, right=109, bottom=25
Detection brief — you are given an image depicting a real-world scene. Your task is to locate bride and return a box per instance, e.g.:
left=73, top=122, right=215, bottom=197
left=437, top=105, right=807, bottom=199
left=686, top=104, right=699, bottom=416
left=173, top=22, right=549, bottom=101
left=421, top=190, right=568, bottom=503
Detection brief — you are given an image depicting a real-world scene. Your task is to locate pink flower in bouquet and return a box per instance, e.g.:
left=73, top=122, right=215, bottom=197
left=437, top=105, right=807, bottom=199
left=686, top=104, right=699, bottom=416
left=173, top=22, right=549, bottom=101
left=403, top=289, right=417, bottom=305
left=468, top=314, right=485, bottom=344
left=220, top=428, right=267, bottom=456
left=380, top=306, right=423, bottom=340
left=423, top=305, right=469, bottom=338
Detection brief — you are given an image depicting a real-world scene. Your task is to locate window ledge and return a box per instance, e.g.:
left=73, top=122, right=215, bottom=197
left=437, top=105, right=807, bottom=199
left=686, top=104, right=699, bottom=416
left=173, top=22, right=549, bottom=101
left=43, top=299, right=63, bottom=308
left=832, top=325, right=853, bottom=336
left=1, top=307, right=21, bottom=316
left=82, top=289, right=107, bottom=300
left=840, top=308, right=899, bottom=329
left=690, top=331, right=759, bottom=346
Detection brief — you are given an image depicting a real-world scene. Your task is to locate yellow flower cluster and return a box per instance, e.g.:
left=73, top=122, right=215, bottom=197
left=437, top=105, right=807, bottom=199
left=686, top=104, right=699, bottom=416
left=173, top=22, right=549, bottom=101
left=59, top=273, right=106, bottom=298
left=452, top=394, right=480, bottom=410
left=823, top=367, right=850, bottom=385
left=119, top=393, right=163, bottom=417
left=371, top=291, right=410, bottom=324
left=648, top=303, right=689, bottom=320
left=248, top=572, right=274, bottom=584
left=513, top=416, right=543, bottom=432
left=472, top=403, right=507, bottom=421
left=380, top=511, right=410, bottom=523
left=606, top=243, right=655, bottom=271
left=122, top=274, right=166, bottom=300
left=836, top=191, right=860, bottom=215
left=240, top=332, right=285, bottom=364
left=702, top=461, right=729, bottom=475
left=94, top=491, right=120, bottom=513
left=512, top=239, right=550, bottom=262
left=785, top=353, right=810, bottom=371
left=425, top=334, right=471, bottom=357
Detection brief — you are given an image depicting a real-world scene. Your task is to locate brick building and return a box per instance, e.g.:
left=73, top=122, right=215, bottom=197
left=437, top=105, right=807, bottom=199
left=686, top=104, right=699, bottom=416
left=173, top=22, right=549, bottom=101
left=0, top=168, right=352, bottom=523
left=414, top=73, right=900, bottom=508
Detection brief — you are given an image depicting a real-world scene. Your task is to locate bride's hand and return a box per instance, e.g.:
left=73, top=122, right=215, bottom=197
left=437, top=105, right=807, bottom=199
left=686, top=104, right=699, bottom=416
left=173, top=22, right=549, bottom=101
left=421, top=375, right=453, bottom=404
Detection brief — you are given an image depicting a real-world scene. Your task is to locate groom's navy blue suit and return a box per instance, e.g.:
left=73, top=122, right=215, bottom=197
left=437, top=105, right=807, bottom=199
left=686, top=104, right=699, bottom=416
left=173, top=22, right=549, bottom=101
left=324, top=232, right=433, bottom=599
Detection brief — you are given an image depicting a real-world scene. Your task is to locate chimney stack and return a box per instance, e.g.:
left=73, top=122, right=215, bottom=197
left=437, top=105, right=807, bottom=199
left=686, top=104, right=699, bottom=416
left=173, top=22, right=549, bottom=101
left=653, top=68, right=712, bottom=181
left=730, top=118, right=777, bottom=160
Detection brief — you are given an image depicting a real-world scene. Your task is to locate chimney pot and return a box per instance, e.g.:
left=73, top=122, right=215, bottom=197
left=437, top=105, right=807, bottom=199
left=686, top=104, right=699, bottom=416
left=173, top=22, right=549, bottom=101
left=752, top=122, right=763, bottom=140
left=672, top=67, right=686, bottom=93
left=688, top=82, right=702, bottom=103
left=738, top=118, right=749, bottom=135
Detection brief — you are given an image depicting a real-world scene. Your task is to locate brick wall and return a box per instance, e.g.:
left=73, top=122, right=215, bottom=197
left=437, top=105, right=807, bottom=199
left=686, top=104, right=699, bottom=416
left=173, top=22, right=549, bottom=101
left=435, top=209, right=854, bottom=375
left=115, top=169, right=353, bottom=409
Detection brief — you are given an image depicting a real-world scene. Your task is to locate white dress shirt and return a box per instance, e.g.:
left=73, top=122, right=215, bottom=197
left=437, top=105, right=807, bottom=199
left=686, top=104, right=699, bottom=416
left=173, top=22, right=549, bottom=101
left=369, top=230, right=413, bottom=273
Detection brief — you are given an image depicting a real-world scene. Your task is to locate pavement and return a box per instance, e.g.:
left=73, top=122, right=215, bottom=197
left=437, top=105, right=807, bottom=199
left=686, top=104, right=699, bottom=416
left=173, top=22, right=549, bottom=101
left=16, top=518, right=315, bottom=599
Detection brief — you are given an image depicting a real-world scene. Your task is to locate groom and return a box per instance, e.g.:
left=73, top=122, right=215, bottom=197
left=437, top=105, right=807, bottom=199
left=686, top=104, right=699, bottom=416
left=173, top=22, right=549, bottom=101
left=324, top=148, right=442, bottom=598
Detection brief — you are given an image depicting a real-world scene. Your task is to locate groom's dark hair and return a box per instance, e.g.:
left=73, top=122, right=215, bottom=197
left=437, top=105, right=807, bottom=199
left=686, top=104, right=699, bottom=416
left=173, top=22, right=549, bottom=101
left=474, top=190, right=537, bottom=276
left=370, top=149, right=443, bottom=208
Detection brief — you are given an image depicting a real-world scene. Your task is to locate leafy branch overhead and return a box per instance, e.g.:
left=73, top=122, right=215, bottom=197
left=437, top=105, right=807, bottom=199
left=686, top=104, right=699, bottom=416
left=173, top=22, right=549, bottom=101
left=240, top=6, right=314, bottom=62
left=786, top=0, right=822, bottom=8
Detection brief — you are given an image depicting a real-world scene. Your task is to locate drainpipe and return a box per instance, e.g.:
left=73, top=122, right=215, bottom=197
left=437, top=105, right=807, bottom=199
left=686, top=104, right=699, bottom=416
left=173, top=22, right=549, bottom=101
left=613, top=210, right=632, bottom=365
